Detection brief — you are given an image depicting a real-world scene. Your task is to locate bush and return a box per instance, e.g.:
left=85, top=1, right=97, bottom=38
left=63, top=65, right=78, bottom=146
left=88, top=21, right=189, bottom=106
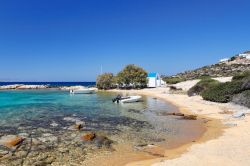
left=232, top=70, right=250, bottom=81
left=96, top=73, right=115, bottom=90
left=232, top=90, right=250, bottom=108
left=201, top=81, right=244, bottom=103
left=163, top=77, right=185, bottom=84
left=187, top=78, right=219, bottom=96
left=195, top=75, right=211, bottom=80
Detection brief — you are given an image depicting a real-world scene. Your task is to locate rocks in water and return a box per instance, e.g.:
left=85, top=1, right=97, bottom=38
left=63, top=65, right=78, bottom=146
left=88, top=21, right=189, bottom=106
left=0, top=149, right=9, bottom=157
left=81, top=132, right=96, bottom=141
left=81, top=132, right=113, bottom=148
left=68, top=124, right=83, bottom=131
left=93, top=136, right=113, bottom=148
left=134, top=143, right=156, bottom=150
left=173, top=112, right=185, bottom=116
left=159, top=112, right=185, bottom=116
left=38, top=133, right=58, bottom=143
left=182, top=115, right=197, bottom=120
left=74, top=124, right=83, bottom=130
left=0, top=135, right=24, bottom=148
left=50, top=121, right=59, bottom=127
left=127, top=109, right=143, bottom=114
left=63, top=117, right=85, bottom=125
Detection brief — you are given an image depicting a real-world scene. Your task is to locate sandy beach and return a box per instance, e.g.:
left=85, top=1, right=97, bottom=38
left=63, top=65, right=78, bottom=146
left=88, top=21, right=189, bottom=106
left=109, top=87, right=250, bottom=166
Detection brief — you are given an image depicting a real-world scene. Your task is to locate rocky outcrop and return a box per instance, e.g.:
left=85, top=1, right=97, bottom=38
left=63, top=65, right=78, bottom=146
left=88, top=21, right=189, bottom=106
left=174, top=63, right=250, bottom=80
left=0, top=84, right=48, bottom=90
left=167, top=51, right=250, bottom=80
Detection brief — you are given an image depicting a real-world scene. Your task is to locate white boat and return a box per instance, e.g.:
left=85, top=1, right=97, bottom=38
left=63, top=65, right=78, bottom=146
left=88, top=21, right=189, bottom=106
left=70, top=88, right=95, bottom=94
left=120, top=96, right=142, bottom=103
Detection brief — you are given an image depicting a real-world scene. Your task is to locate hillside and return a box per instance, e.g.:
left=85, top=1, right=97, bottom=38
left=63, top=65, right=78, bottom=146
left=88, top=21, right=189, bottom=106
left=168, top=51, right=250, bottom=80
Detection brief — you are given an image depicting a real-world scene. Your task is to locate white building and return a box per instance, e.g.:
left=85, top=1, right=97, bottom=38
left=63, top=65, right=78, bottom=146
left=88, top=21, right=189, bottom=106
left=239, top=53, right=250, bottom=59
left=147, top=73, right=161, bottom=88
left=219, top=58, right=229, bottom=63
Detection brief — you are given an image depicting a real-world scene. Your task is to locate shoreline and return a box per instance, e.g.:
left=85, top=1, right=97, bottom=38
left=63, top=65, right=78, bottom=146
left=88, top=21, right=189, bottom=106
left=109, top=88, right=250, bottom=166
left=108, top=88, right=223, bottom=166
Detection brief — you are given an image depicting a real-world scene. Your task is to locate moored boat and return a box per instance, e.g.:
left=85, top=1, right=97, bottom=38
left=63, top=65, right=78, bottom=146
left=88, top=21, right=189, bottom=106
left=70, top=88, right=95, bottom=94
left=112, top=95, right=142, bottom=103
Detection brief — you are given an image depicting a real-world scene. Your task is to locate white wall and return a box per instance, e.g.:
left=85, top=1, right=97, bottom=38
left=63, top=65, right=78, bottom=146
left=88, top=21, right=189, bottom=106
left=148, top=77, right=156, bottom=87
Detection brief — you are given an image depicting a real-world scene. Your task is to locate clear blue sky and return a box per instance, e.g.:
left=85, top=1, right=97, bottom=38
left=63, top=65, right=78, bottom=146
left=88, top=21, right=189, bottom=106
left=0, top=0, right=249, bottom=81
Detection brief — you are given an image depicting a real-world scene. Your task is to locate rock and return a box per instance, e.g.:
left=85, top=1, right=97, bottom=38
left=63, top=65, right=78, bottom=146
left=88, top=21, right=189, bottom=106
left=127, top=109, right=142, bottom=114
left=182, top=115, right=197, bottom=120
left=93, top=136, right=113, bottom=148
left=0, top=149, right=9, bottom=157
left=159, top=112, right=175, bottom=116
left=38, top=133, right=57, bottom=143
left=173, top=112, right=185, bottom=116
left=81, top=132, right=96, bottom=141
left=0, top=135, right=24, bottom=148
left=134, top=144, right=156, bottom=150
left=32, top=138, right=42, bottom=145
left=18, top=133, right=29, bottom=138
left=159, top=112, right=184, bottom=116
left=63, top=117, right=85, bottom=125
left=50, top=121, right=59, bottom=127
left=232, top=112, right=245, bottom=118
left=74, top=124, right=83, bottom=130
left=15, top=150, right=27, bottom=158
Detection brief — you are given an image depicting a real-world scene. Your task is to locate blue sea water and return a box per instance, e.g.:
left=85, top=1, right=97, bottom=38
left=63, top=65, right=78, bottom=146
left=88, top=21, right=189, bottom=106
left=0, top=82, right=96, bottom=87
left=0, top=89, right=206, bottom=166
left=0, top=90, right=178, bottom=135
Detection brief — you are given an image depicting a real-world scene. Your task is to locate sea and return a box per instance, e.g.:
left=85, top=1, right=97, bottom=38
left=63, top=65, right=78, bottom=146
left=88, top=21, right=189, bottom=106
left=0, top=82, right=96, bottom=87
left=0, top=88, right=205, bottom=165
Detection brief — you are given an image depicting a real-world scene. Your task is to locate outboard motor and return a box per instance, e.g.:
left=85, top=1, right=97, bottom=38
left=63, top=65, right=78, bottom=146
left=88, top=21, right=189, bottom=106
left=112, top=94, right=122, bottom=103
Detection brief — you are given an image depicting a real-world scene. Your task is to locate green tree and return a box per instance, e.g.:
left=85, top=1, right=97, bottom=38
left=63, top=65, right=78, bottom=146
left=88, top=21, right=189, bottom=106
left=96, top=73, right=114, bottom=90
left=116, top=64, right=148, bottom=89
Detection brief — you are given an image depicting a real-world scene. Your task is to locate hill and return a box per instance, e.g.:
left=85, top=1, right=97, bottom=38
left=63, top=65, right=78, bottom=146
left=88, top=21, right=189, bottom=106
left=167, top=51, right=250, bottom=80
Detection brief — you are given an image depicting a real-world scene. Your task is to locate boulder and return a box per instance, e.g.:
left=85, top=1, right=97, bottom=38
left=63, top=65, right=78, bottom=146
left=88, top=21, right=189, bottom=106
left=81, top=132, right=96, bottom=141
left=0, top=135, right=24, bottom=148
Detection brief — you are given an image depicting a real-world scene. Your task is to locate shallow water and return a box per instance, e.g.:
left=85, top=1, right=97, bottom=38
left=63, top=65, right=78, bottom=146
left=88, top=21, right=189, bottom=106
left=0, top=90, right=205, bottom=165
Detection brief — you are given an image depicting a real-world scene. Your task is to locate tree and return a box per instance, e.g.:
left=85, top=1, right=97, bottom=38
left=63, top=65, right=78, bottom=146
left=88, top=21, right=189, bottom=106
left=116, top=64, right=148, bottom=89
left=96, top=73, right=114, bottom=90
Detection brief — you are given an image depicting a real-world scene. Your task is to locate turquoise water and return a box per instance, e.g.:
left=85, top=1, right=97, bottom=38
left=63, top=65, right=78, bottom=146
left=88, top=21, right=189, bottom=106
left=0, top=90, right=177, bottom=135
left=0, top=90, right=205, bottom=165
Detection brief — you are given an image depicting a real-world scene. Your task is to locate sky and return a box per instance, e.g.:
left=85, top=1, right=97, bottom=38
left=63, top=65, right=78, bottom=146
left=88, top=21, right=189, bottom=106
left=0, top=0, right=250, bottom=82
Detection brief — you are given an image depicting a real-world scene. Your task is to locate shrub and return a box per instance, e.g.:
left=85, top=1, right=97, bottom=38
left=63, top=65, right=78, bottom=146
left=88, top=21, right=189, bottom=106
left=96, top=73, right=115, bottom=90
left=232, top=90, right=250, bottom=108
left=201, top=81, right=244, bottom=103
left=195, top=75, right=211, bottom=80
left=163, top=77, right=185, bottom=84
left=232, top=70, right=250, bottom=81
left=187, top=78, right=219, bottom=96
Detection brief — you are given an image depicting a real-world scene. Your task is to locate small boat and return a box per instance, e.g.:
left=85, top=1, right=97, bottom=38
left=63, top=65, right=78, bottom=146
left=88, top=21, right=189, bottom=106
left=70, top=88, right=95, bottom=94
left=113, top=95, right=142, bottom=103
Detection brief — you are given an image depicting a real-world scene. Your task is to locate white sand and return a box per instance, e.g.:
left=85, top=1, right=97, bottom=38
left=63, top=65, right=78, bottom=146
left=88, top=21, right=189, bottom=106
left=114, top=87, right=250, bottom=166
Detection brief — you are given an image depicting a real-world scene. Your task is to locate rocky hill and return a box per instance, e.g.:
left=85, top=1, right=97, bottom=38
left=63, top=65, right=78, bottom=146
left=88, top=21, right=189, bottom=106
left=171, top=51, right=250, bottom=80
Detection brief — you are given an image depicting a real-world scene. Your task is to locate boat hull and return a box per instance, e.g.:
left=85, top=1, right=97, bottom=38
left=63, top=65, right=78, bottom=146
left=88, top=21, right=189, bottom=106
left=120, top=96, right=142, bottom=103
left=70, top=89, right=95, bottom=94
